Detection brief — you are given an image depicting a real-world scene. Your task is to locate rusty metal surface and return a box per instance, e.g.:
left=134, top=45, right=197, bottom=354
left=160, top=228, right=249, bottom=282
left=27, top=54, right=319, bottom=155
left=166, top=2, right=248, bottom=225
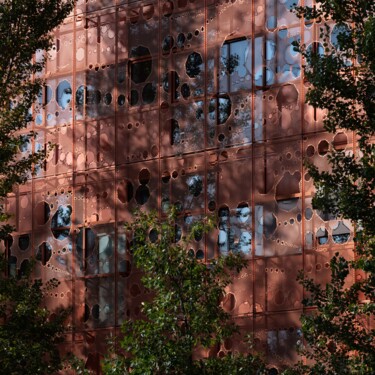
left=4, top=0, right=355, bottom=372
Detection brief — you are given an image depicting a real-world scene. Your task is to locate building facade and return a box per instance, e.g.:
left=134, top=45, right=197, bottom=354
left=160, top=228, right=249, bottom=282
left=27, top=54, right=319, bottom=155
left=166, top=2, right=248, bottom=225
left=5, top=0, right=355, bottom=372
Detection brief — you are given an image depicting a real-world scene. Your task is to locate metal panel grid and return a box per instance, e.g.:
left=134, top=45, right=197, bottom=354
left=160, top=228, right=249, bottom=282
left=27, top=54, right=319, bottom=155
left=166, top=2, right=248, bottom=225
left=4, top=0, right=356, bottom=372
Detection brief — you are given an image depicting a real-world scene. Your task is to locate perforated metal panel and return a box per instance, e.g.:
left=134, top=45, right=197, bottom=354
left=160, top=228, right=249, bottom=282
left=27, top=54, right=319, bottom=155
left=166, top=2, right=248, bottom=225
left=4, top=1, right=356, bottom=372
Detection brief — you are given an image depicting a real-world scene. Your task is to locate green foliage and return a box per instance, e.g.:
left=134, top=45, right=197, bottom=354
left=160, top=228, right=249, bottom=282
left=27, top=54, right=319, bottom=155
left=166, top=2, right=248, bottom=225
left=0, top=1, right=75, bottom=374
left=0, top=255, right=69, bottom=374
left=67, top=355, right=95, bottom=375
left=102, top=209, right=266, bottom=375
left=286, top=2, right=375, bottom=374
left=0, top=0, right=75, bottom=239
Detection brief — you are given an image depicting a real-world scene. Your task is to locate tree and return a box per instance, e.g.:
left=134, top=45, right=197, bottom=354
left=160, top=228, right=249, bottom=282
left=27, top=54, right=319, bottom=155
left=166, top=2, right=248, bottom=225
left=102, top=209, right=266, bottom=375
left=0, top=1, right=75, bottom=374
left=0, top=0, right=74, bottom=238
left=285, top=2, right=375, bottom=374
left=0, top=258, right=69, bottom=375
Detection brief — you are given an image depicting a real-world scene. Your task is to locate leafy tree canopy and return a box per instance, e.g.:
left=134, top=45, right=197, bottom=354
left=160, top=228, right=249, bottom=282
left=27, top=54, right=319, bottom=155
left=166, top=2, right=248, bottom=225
left=0, top=1, right=75, bottom=374
left=102, top=209, right=267, bottom=375
left=0, top=257, right=69, bottom=375
left=0, top=0, right=75, bottom=238
left=285, top=2, right=375, bottom=374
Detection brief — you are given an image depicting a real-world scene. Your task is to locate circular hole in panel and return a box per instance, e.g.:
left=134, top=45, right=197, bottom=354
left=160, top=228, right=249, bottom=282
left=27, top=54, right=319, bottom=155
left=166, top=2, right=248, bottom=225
left=196, top=249, right=204, bottom=259
left=316, top=228, right=329, bottom=245
left=170, top=119, right=181, bottom=145
left=119, top=260, right=132, bottom=277
left=181, top=83, right=191, bottom=99
left=51, top=205, right=72, bottom=241
left=142, top=83, right=157, bottom=104
left=92, top=304, right=100, bottom=320
left=129, top=8, right=139, bottom=24
left=117, top=94, right=125, bottom=106
left=187, top=175, right=203, bottom=197
left=19, top=259, right=30, bottom=277
left=130, top=46, right=152, bottom=83
left=332, top=221, right=350, bottom=244
left=162, top=171, right=171, bottom=183
left=331, top=23, right=351, bottom=49
left=56, top=80, right=72, bottom=110
left=209, top=94, right=232, bottom=124
left=237, top=202, right=250, bottom=223
left=266, top=16, right=277, bottom=30
left=185, top=52, right=203, bottom=78
left=163, top=71, right=180, bottom=93
left=35, top=201, right=51, bottom=225
left=305, top=232, right=313, bottom=246
left=117, top=180, right=134, bottom=203
left=86, top=87, right=101, bottom=105
left=208, top=200, right=216, bottom=211
left=162, top=1, right=174, bottom=17
left=149, top=228, right=158, bottom=243
left=305, top=207, right=313, bottom=220
left=160, top=101, right=169, bottom=112
left=130, top=90, right=139, bottom=106
left=333, top=132, right=348, bottom=150
left=172, top=170, right=178, bottom=179
left=104, top=92, right=112, bottom=105
left=218, top=205, right=230, bottom=220
left=307, top=42, right=324, bottom=56
left=36, top=242, right=52, bottom=265
left=276, top=84, right=299, bottom=106
left=151, top=145, right=159, bottom=157
left=318, top=140, right=329, bottom=156
left=177, top=33, right=186, bottom=48
left=135, top=185, right=150, bottom=205
left=263, top=212, right=277, bottom=239
left=84, top=304, right=90, bottom=322
left=44, top=85, right=53, bottom=105
left=317, top=210, right=336, bottom=221
left=306, top=145, right=315, bottom=157
left=139, top=168, right=151, bottom=185
left=19, top=234, right=30, bottom=251
left=162, top=35, right=174, bottom=52
left=142, top=4, right=154, bottom=20
left=222, top=292, right=236, bottom=312
left=75, top=85, right=85, bottom=106
left=35, top=114, right=43, bottom=125
left=304, top=173, right=311, bottom=181
left=184, top=212, right=193, bottom=225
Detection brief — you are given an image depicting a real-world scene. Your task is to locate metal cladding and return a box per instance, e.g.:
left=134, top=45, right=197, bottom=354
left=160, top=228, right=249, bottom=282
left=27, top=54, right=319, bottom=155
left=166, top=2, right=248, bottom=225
left=3, top=0, right=356, bottom=372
